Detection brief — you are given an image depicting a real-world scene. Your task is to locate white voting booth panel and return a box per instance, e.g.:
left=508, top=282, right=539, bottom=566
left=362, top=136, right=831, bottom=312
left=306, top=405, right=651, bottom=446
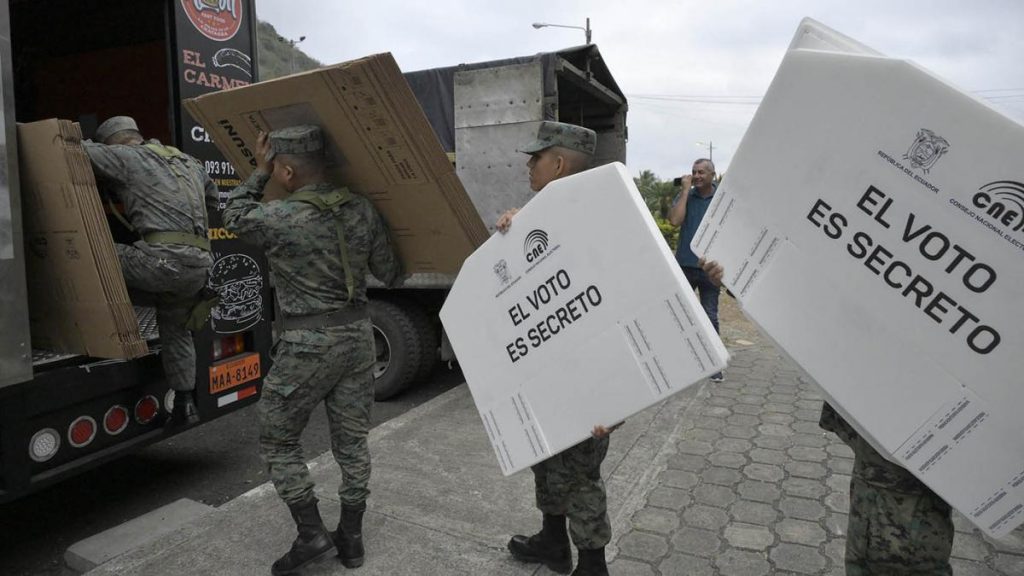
left=441, top=162, right=728, bottom=476
left=693, top=18, right=1024, bottom=538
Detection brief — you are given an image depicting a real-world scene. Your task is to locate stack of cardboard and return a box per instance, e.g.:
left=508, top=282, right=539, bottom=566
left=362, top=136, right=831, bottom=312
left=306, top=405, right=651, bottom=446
left=185, top=52, right=488, bottom=275
left=18, top=119, right=147, bottom=359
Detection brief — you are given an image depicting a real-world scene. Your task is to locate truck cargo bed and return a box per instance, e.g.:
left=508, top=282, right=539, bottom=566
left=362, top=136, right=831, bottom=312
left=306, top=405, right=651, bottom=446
left=31, top=306, right=160, bottom=369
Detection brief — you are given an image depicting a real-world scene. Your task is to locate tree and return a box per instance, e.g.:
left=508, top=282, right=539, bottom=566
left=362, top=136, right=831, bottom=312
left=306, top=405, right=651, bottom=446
left=633, top=170, right=680, bottom=249
left=257, top=21, right=322, bottom=80
left=633, top=169, right=677, bottom=219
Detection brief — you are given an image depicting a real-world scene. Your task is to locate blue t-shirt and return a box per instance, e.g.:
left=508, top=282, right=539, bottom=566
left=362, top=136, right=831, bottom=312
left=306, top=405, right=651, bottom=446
left=674, top=186, right=716, bottom=269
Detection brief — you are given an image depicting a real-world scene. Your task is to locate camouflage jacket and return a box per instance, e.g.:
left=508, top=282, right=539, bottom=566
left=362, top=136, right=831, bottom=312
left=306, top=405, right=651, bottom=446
left=222, top=171, right=403, bottom=348
left=85, top=139, right=216, bottom=264
left=820, top=402, right=925, bottom=491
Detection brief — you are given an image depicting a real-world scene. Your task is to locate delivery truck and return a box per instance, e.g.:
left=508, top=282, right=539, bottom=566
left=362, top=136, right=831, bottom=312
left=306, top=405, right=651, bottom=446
left=369, top=45, right=628, bottom=399
left=0, top=0, right=271, bottom=503
left=0, top=0, right=629, bottom=499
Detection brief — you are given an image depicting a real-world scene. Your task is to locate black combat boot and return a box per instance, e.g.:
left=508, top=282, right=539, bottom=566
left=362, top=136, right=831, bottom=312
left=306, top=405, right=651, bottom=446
left=332, top=502, right=366, bottom=568
left=508, top=514, right=572, bottom=574
left=572, top=547, right=609, bottom=576
left=271, top=499, right=335, bottom=576
left=167, top=391, right=199, bottom=427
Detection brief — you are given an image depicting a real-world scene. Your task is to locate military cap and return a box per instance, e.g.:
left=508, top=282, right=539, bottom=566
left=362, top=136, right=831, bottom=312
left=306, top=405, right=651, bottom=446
left=95, top=116, right=139, bottom=143
left=267, top=125, right=324, bottom=160
left=519, top=121, right=596, bottom=156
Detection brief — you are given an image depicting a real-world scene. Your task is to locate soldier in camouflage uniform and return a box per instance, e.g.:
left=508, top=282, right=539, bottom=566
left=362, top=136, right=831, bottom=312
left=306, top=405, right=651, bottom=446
left=496, top=121, right=614, bottom=576
left=85, top=116, right=215, bottom=426
left=820, top=404, right=954, bottom=576
left=222, top=125, right=402, bottom=575
left=698, top=259, right=954, bottom=576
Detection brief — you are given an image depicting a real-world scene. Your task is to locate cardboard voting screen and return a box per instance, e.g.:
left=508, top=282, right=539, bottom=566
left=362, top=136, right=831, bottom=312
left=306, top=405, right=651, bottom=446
left=441, top=162, right=728, bottom=475
left=185, top=53, right=488, bottom=276
left=693, top=18, right=1024, bottom=538
left=18, top=119, right=148, bottom=359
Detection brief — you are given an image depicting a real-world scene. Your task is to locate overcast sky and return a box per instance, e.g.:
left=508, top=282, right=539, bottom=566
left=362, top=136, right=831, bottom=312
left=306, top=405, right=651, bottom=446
left=254, top=0, right=1024, bottom=181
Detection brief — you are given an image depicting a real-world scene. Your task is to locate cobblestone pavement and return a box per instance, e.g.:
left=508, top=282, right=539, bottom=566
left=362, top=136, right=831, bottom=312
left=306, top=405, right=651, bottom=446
left=608, top=342, right=1024, bottom=576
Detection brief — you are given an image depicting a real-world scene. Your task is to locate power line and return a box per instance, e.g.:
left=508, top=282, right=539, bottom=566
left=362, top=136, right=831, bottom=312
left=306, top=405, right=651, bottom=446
left=971, top=87, right=1024, bottom=94
left=628, top=87, right=1024, bottom=106
left=630, top=95, right=761, bottom=105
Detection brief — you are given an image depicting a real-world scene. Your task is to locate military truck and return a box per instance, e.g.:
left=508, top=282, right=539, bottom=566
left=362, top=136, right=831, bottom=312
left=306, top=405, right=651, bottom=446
left=0, top=0, right=271, bottom=503
left=0, top=0, right=628, bottom=499
left=369, top=45, right=628, bottom=399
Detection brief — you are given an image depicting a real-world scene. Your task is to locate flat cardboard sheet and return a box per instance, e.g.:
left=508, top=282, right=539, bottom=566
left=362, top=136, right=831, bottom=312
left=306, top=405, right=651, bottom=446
left=441, top=162, right=728, bottom=475
left=693, top=18, right=1024, bottom=538
left=18, top=119, right=147, bottom=359
left=185, top=53, right=488, bottom=275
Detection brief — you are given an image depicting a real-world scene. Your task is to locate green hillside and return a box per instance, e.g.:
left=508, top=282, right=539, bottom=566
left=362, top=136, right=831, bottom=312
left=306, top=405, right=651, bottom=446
left=257, top=20, right=322, bottom=80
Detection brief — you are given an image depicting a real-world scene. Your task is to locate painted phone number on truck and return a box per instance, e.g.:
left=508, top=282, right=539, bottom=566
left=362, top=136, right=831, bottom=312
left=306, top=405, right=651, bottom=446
left=205, top=160, right=236, bottom=176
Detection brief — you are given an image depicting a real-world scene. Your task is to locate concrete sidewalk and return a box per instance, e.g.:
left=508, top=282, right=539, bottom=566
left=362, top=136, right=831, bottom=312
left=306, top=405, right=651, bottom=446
left=81, top=366, right=696, bottom=576
left=82, top=342, right=1024, bottom=575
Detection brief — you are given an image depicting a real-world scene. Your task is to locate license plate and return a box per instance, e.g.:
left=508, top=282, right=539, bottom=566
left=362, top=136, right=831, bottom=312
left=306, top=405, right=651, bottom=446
left=209, top=352, right=261, bottom=394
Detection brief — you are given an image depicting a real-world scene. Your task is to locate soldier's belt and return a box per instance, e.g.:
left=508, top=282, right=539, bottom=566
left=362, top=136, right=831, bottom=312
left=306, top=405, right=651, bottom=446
left=279, top=306, right=369, bottom=331
left=144, top=231, right=211, bottom=251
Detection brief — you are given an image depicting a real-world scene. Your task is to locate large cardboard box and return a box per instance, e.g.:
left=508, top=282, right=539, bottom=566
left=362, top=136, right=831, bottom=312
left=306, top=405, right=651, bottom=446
left=441, top=163, right=728, bottom=475
left=694, top=19, right=1024, bottom=538
left=185, top=53, right=488, bottom=275
left=18, top=119, right=148, bottom=359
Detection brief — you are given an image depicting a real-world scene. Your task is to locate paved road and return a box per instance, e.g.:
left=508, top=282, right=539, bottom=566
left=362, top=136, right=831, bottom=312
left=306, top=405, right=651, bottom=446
left=0, top=368, right=463, bottom=576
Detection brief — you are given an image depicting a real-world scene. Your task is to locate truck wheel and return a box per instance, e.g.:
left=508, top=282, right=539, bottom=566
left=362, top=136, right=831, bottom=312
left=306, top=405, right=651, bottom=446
left=402, top=302, right=439, bottom=383
left=369, top=300, right=422, bottom=401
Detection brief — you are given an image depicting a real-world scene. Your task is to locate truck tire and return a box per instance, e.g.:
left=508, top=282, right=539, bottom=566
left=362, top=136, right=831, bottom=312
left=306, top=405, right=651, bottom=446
left=402, top=302, right=439, bottom=383
left=369, top=300, right=422, bottom=401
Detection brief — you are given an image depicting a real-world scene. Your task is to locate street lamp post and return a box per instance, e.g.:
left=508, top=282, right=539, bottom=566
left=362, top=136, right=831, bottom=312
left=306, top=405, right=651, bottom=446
left=288, top=35, right=306, bottom=73
left=531, top=18, right=592, bottom=44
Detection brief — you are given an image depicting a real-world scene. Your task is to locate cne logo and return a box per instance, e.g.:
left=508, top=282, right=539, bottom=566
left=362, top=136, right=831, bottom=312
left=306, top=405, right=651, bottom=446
left=524, top=229, right=549, bottom=263
left=903, top=128, right=949, bottom=174
left=493, top=259, right=511, bottom=285
left=972, top=181, right=1024, bottom=233
left=181, top=0, right=242, bottom=42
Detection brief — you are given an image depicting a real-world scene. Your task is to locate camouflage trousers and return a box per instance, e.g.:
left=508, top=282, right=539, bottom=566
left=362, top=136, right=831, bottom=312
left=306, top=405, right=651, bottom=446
left=258, top=339, right=375, bottom=507
left=117, top=242, right=208, bottom=392
left=820, top=404, right=953, bottom=576
left=532, top=435, right=611, bottom=550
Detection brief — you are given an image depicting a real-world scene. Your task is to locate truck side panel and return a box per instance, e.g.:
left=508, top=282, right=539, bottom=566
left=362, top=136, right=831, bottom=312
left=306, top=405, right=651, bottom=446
left=453, top=61, right=546, bottom=233
left=0, top=0, right=30, bottom=388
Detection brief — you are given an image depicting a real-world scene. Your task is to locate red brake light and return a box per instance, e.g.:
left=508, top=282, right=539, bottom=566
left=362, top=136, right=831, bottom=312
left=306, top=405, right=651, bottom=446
left=68, top=416, right=97, bottom=448
left=213, top=334, right=246, bottom=361
left=104, top=405, right=130, bottom=435
left=135, top=395, right=160, bottom=425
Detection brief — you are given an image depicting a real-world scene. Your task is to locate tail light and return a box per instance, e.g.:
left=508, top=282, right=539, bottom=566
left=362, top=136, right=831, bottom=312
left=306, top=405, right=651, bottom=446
left=68, top=416, right=97, bottom=448
left=135, top=395, right=160, bottom=425
left=29, top=428, right=61, bottom=462
left=165, top=389, right=175, bottom=414
left=104, top=405, right=130, bottom=435
left=212, top=334, right=246, bottom=361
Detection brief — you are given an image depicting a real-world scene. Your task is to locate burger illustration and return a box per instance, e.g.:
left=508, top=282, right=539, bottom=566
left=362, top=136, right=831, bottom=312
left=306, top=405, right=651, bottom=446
left=209, top=253, right=263, bottom=333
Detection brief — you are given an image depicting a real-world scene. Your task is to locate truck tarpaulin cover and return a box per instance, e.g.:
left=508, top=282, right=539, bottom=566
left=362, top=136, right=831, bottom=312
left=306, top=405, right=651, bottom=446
left=185, top=53, right=488, bottom=275
left=694, top=18, right=1024, bottom=538
left=441, top=163, right=727, bottom=475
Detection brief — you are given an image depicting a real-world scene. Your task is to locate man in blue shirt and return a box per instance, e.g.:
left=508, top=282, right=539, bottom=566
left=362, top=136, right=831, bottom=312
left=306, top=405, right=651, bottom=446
left=669, top=158, right=723, bottom=382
